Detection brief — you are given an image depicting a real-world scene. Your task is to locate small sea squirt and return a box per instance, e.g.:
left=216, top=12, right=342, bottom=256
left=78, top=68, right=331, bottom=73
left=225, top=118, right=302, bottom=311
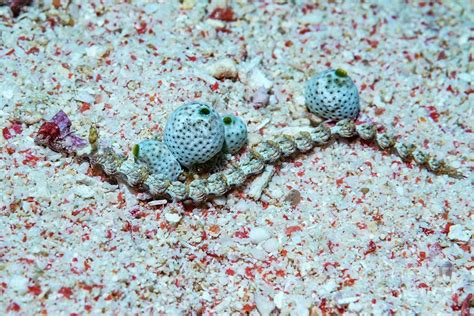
left=222, top=114, right=248, bottom=154
left=132, top=140, right=182, bottom=181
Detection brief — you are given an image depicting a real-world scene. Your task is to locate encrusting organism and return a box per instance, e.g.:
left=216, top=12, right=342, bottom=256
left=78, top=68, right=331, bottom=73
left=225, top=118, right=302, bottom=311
left=35, top=69, right=465, bottom=202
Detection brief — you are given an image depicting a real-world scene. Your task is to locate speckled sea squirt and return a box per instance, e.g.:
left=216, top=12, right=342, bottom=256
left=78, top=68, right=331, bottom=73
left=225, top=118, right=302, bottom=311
left=164, top=102, right=225, bottom=167
left=222, top=114, right=248, bottom=154
left=305, top=68, right=360, bottom=120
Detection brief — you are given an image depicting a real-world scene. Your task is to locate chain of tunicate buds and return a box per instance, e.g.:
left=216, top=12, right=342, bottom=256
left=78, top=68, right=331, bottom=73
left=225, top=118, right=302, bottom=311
left=67, top=119, right=464, bottom=202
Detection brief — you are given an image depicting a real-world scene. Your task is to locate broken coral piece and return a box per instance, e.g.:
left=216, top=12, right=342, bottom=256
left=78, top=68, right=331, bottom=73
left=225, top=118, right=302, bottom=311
left=35, top=110, right=87, bottom=154
left=0, top=0, right=33, bottom=17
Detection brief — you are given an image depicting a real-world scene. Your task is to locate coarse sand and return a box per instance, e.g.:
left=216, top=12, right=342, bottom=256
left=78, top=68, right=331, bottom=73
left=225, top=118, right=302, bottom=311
left=0, top=1, right=472, bottom=314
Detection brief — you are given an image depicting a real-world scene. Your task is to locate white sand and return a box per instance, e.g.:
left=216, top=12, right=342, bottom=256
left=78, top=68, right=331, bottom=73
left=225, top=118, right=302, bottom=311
left=0, top=1, right=472, bottom=314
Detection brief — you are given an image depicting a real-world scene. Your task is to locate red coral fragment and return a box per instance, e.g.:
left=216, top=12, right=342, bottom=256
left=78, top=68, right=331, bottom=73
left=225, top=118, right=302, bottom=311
left=299, top=27, right=311, bottom=35
left=441, top=222, right=453, bottom=234
left=421, top=227, right=435, bottom=235
left=23, top=152, right=41, bottom=167
left=245, top=266, right=254, bottom=279
left=37, top=122, right=61, bottom=142
left=58, top=287, right=73, bottom=299
left=286, top=225, right=302, bottom=236
left=429, top=111, right=440, bottom=122
left=7, top=302, right=21, bottom=312
left=5, top=0, right=32, bottom=17
left=35, top=111, right=87, bottom=153
left=25, top=47, right=39, bottom=55
left=28, top=285, right=42, bottom=296
left=135, top=21, right=147, bottom=34
left=209, top=7, right=236, bottom=22
left=210, top=82, right=219, bottom=91
left=460, top=293, right=472, bottom=316
left=11, top=122, right=22, bottom=134
left=242, top=304, right=255, bottom=312
left=424, top=105, right=440, bottom=122
left=364, top=240, right=377, bottom=255
left=437, top=51, right=447, bottom=60
left=323, top=262, right=340, bottom=270
left=80, top=102, right=91, bottom=113
left=2, top=127, right=12, bottom=140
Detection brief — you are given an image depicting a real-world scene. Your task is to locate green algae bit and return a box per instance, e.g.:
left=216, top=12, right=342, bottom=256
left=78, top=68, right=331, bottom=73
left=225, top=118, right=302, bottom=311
left=335, top=68, right=348, bottom=77
left=223, top=116, right=233, bottom=125
left=199, top=107, right=211, bottom=115
left=132, top=144, right=139, bottom=160
left=89, top=126, right=99, bottom=152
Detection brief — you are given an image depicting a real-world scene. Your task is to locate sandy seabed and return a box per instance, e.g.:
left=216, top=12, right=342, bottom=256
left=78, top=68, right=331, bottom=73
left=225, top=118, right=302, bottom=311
left=0, top=0, right=472, bottom=315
